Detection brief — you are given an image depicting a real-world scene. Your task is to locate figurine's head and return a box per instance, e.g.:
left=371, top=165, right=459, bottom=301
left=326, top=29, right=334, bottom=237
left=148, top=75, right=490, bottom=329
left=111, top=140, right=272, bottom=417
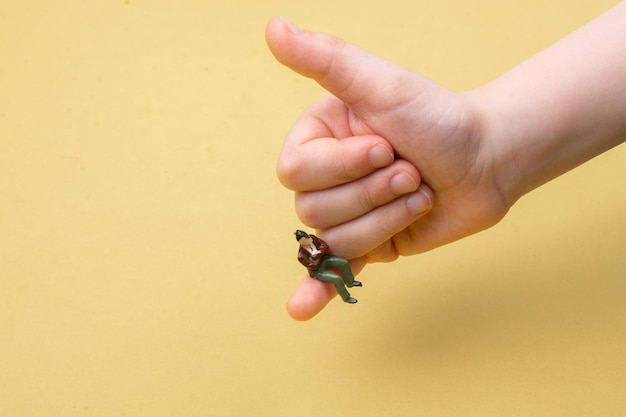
left=294, top=230, right=313, bottom=247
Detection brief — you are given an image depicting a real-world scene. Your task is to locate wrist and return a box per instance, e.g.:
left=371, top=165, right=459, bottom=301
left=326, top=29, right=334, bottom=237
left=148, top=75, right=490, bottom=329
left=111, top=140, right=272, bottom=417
left=467, top=2, right=626, bottom=208
left=470, top=75, right=625, bottom=210
left=463, top=88, right=528, bottom=211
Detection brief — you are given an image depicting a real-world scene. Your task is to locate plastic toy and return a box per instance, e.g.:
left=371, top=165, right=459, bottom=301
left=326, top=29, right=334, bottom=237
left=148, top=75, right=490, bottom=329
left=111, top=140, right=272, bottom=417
left=294, top=230, right=361, bottom=304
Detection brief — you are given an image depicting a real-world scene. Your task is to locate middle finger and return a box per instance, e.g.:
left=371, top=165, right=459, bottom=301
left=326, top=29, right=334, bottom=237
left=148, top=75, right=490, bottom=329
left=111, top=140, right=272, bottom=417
left=295, top=159, right=421, bottom=228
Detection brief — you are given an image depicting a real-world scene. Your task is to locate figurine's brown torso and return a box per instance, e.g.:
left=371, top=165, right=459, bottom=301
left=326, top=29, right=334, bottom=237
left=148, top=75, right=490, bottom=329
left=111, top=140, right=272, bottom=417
left=297, top=235, right=329, bottom=276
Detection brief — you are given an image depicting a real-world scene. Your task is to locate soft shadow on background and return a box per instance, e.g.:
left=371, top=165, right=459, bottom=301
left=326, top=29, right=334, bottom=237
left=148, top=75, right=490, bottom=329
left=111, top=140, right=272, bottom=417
left=1, top=1, right=624, bottom=416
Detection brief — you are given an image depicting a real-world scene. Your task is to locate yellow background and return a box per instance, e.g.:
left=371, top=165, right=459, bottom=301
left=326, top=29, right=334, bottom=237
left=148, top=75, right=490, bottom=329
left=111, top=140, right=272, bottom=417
left=1, top=1, right=625, bottom=416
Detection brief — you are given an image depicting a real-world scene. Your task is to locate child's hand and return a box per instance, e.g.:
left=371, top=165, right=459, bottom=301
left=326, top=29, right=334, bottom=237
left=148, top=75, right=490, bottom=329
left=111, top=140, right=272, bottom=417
left=268, top=2, right=626, bottom=319
left=267, top=17, right=509, bottom=319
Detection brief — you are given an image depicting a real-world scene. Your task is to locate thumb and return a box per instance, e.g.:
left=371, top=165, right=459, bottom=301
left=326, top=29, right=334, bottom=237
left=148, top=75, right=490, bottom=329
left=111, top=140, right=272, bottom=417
left=265, top=16, right=423, bottom=108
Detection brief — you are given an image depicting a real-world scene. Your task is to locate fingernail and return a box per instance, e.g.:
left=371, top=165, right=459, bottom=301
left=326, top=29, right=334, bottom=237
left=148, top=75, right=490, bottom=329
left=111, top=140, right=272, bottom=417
left=407, top=188, right=433, bottom=216
left=390, top=172, right=418, bottom=195
left=369, top=144, right=394, bottom=168
left=281, top=17, right=303, bottom=35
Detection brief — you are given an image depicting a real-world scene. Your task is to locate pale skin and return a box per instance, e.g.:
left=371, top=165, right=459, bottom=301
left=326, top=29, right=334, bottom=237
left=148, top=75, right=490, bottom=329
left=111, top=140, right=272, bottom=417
left=266, top=2, right=626, bottom=320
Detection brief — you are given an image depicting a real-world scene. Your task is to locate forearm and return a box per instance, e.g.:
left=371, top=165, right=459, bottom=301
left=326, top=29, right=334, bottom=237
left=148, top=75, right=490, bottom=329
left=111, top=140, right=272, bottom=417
left=471, top=1, right=626, bottom=206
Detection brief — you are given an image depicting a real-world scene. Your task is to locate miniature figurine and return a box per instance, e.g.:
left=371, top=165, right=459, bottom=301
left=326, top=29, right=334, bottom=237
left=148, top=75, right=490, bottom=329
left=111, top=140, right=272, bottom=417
left=294, top=230, right=362, bottom=304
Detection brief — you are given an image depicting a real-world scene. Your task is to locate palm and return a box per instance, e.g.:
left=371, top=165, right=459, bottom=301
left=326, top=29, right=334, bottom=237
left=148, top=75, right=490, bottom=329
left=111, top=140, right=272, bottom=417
left=330, top=78, right=506, bottom=260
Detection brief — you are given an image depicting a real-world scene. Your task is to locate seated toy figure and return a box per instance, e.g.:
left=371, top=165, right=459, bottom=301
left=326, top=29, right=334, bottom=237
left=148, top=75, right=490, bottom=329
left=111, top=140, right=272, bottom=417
left=294, top=230, right=362, bottom=304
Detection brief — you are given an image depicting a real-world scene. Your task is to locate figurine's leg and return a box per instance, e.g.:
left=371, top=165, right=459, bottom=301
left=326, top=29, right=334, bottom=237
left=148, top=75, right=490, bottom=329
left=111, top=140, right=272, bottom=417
left=314, top=266, right=357, bottom=304
left=323, top=256, right=362, bottom=288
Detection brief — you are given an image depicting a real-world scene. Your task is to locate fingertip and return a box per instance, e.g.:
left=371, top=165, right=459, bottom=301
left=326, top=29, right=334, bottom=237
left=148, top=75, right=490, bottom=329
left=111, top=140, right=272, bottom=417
left=406, top=184, right=434, bottom=216
left=265, top=16, right=288, bottom=57
left=390, top=171, right=419, bottom=196
left=279, top=16, right=303, bottom=35
left=386, top=159, right=421, bottom=197
left=419, top=183, right=434, bottom=209
left=368, top=143, right=395, bottom=169
left=266, top=16, right=308, bottom=71
left=265, top=16, right=280, bottom=42
left=286, top=297, right=321, bottom=321
left=286, top=276, right=335, bottom=321
left=266, top=16, right=301, bottom=39
left=265, top=16, right=348, bottom=84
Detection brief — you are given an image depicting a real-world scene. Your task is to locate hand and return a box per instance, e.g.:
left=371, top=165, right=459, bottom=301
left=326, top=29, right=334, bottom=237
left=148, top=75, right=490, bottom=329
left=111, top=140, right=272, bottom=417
left=269, top=3, right=626, bottom=319
left=266, top=17, right=509, bottom=319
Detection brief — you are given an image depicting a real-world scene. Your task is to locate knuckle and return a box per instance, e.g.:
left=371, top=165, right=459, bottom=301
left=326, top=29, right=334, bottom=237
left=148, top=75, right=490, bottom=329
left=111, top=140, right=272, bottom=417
left=356, top=182, right=380, bottom=212
left=329, top=153, right=358, bottom=185
left=364, top=241, right=400, bottom=263
left=275, top=154, right=304, bottom=190
left=294, top=192, right=323, bottom=227
left=355, top=171, right=389, bottom=210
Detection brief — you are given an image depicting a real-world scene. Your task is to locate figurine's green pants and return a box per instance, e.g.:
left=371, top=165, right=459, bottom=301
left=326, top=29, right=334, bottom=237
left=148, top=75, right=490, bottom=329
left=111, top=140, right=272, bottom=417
left=313, top=256, right=357, bottom=301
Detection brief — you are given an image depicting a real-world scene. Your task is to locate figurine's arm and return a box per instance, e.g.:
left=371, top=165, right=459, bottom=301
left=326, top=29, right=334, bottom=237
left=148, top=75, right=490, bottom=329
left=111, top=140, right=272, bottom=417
left=311, top=235, right=329, bottom=254
left=297, top=250, right=317, bottom=270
